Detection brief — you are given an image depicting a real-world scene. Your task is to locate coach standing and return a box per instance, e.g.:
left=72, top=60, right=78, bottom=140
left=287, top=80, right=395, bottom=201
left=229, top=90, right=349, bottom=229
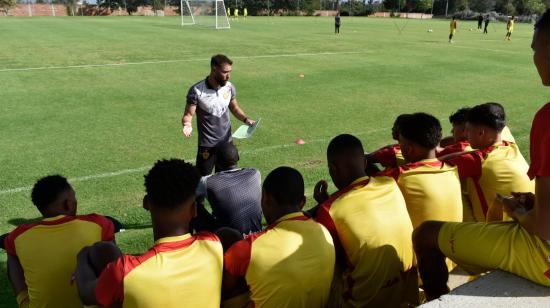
left=182, top=54, right=256, bottom=176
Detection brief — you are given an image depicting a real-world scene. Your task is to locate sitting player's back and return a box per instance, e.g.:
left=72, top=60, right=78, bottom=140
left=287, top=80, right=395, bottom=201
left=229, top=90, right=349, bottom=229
left=226, top=213, right=334, bottom=307
left=383, top=113, right=463, bottom=228
left=3, top=175, right=115, bottom=308
left=319, top=175, right=415, bottom=307
left=393, top=161, right=463, bottom=227
left=5, top=214, right=114, bottom=308
left=96, top=232, right=223, bottom=307
left=224, top=167, right=335, bottom=308
left=466, top=141, right=533, bottom=220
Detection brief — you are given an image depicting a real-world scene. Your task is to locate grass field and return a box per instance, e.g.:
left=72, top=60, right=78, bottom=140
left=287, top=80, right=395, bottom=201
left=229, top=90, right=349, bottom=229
left=0, top=15, right=547, bottom=307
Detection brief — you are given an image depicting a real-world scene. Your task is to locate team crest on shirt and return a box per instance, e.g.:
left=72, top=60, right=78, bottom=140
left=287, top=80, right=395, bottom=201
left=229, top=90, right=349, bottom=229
left=223, top=91, right=230, bottom=100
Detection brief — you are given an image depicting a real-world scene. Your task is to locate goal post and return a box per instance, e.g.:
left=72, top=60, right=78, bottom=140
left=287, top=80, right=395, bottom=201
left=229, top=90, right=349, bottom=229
left=180, top=0, right=230, bottom=29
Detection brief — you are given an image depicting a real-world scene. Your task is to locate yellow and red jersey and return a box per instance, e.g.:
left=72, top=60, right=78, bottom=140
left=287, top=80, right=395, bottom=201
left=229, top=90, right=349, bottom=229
left=4, top=214, right=114, bottom=308
left=224, top=212, right=335, bottom=308
left=379, top=159, right=463, bottom=228
left=316, top=176, right=416, bottom=307
left=95, top=232, right=223, bottom=308
left=448, top=141, right=534, bottom=222
left=370, top=144, right=406, bottom=168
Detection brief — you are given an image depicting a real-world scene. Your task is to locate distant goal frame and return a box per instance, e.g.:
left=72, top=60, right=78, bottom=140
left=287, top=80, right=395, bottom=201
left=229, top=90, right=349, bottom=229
left=180, top=0, right=231, bottom=30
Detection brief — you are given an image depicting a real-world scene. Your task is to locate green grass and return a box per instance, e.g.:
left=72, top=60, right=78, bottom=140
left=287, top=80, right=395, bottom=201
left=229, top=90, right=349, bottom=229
left=0, top=15, right=546, bottom=307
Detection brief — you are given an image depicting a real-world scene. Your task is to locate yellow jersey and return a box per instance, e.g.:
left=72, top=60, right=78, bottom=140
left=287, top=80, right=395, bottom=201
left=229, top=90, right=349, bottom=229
left=379, top=159, right=463, bottom=228
left=4, top=214, right=114, bottom=308
left=449, top=141, right=534, bottom=222
left=95, top=233, right=223, bottom=308
left=224, top=212, right=335, bottom=308
left=316, top=176, right=416, bottom=307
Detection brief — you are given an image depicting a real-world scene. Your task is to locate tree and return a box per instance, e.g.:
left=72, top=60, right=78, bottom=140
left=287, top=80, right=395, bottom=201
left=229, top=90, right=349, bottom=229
left=0, top=0, right=16, bottom=15
left=513, top=0, right=545, bottom=15
left=470, top=0, right=495, bottom=12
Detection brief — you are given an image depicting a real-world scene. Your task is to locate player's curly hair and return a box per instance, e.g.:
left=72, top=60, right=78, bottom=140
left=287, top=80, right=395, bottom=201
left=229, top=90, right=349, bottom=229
left=449, top=107, right=470, bottom=125
left=466, top=103, right=506, bottom=132
left=31, top=175, right=72, bottom=212
left=399, top=113, right=442, bottom=149
left=144, top=159, right=200, bottom=209
left=392, top=114, right=411, bottom=141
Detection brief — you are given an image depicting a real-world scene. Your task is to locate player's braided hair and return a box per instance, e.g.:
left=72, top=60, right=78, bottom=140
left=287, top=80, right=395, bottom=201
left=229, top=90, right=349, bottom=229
left=31, top=175, right=72, bottom=212
left=144, top=159, right=200, bottom=209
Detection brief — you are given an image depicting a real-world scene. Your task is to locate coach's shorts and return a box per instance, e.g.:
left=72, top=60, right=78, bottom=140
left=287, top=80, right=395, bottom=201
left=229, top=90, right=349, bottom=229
left=439, top=221, right=550, bottom=287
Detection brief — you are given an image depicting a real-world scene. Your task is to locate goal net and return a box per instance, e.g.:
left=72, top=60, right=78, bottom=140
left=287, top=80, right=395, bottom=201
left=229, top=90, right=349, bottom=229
left=180, top=0, right=230, bottom=29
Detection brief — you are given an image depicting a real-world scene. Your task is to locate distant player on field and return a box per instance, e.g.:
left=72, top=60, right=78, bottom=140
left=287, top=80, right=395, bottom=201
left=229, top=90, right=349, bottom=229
left=75, top=159, right=224, bottom=308
left=484, top=15, right=490, bottom=34
left=234, top=8, right=239, bottom=20
left=243, top=7, right=247, bottom=20
left=335, top=12, right=341, bottom=34
left=4, top=175, right=115, bottom=308
left=477, top=15, right=483, bottom=30
left=449, top=16, right=458, bottom=43
left=505, top=16, right=515, bottom=41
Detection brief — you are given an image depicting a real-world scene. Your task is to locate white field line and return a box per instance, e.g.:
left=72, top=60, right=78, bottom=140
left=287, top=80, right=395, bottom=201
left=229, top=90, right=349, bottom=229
left=0, top=51, right=369, bottom=73
left=0, top=127, right=386, bottom=196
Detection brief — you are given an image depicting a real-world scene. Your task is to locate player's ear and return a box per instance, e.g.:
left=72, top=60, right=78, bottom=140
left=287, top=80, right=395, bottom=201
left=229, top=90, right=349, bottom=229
left=143, top=195, right=151, bottom=211
left=189, top=200, right=197, bottom=219
left=298, top=195, right=306, bottom=210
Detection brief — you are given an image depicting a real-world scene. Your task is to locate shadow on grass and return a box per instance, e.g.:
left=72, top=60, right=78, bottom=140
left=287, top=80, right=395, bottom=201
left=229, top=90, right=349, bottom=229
left=121, top=222, right=152, bottom=230
left=7, top=217, right=41, bottom=227
left=0, top=260, right=17, bottom=308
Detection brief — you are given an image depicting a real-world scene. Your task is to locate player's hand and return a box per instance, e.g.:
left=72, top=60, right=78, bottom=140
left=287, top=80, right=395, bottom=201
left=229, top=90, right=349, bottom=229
left=314, top=180, right=330, bottom=204
left=511, top=192, right=535, bottom=211
left=245, top=118, right=256, bottom=126
left=496, top=193, right=524, bottom=220
left=182, top=125, right=193, bottom=137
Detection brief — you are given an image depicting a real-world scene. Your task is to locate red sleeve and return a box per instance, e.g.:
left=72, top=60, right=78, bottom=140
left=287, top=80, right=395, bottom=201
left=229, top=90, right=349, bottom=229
left=224, top=238, right=252, bottom=276
left=528, top=103, right=550, bottom=179
left=437, top=142, right=469, bottom=157
left=371, top=145, right=399, bottom=167
left=79, top=214, right=115, bottom=241
left=4, top=224, right=37, bottom=256
left=316, top=204, right=349, bottom=267
left=4, top=232, right=16, bottom=256
left=95, top=257, right=125, bottom=307
left=447, top=152, right=483, bottom=179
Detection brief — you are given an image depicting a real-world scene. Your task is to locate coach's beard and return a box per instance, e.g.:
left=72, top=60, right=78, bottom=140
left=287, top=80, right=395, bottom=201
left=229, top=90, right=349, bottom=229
left=215, top=76, right=228, bottom=87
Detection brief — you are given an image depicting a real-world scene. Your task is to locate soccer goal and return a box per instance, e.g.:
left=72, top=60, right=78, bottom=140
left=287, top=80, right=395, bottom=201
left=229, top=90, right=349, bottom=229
left=180, top=0, right=230, bottom=29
